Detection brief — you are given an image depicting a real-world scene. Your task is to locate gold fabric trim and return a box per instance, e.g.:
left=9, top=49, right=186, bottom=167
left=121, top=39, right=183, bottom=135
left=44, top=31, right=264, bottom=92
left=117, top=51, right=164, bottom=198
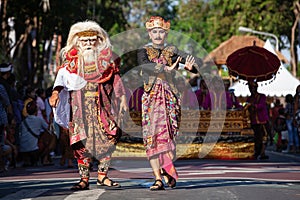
left=162, top=46, right=175, bottom=66
left=113, top=142, right=254, bottom=159
left=85, top=91, right=98, bottom=97
left=145, top=47, right=160, bottom=62
left=84, top=64, right=97, bottom=73
left=145, top=46, right=175, bottom=67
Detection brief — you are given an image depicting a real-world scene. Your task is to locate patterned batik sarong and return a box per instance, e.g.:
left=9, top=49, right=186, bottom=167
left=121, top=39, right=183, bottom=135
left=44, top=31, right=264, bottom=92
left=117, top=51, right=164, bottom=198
left=71, top=82, right=117, bottom=178
left=71, top=82, right=117, bottom=159
left=142, top=78, right=180, bottom=180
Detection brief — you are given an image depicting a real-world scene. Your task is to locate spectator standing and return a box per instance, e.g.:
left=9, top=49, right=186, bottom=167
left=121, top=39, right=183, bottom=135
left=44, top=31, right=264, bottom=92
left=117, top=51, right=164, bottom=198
left=245, top=81, right=269, bottom=160
left=0, top=63, right=14, bottom=120
left=224, top=80, right=242, bottom=110
left=0, top=84, right=11, bottom=172
left=0, top=63, right=13, bottom=172
left=36, top=87, right=56, bottom=164
left=7, top=74, right=23, bottom=126
left=177, top=77, right=198, bottom=110
left=6, top=74, right=23, bottom=156
left=35, top=88, right=47, bottom=121
left=195, top=79, right=208, bottom=109
left=271, top=99, right=283, bottom=125
left=203, top=76, right=227, bottom=110
left=292, top=85, right=300, bottom=153
left=284, top=94, right=296, bottom=152
left=273, top=108, right=288, bottom=152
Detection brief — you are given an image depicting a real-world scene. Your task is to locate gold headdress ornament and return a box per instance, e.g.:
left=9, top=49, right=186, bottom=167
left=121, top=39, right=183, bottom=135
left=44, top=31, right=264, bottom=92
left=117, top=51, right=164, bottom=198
left=76, top=30, right=98, bottom=37
left=145, top=16, right=170, bottom=31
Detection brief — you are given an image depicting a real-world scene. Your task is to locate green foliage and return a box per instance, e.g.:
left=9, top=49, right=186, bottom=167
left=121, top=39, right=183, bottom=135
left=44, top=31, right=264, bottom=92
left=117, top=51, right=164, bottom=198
left=126, top=0, right=177, bottom=28
left=3, top=0, right=131, bottom=87
left=1, top=0, right=298, bottom=86
left=169, top=0, right=295, bottom=52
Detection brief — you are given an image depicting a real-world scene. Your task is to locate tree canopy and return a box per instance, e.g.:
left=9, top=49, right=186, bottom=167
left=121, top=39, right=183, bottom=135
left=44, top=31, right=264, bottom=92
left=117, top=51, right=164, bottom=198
left=0, top=0, right=298, bottom=88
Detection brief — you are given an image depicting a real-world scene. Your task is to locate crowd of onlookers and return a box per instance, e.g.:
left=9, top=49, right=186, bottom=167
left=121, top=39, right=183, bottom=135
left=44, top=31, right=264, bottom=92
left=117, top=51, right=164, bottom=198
left=270, top=89, right=300, bottom=153
left=1, top=62, right=300, bottom=172
left=0, top=63, right=74, bottom=173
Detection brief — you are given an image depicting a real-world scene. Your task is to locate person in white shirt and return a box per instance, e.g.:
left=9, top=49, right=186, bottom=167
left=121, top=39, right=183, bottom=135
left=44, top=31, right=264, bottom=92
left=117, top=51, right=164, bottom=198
left=19, top=101, right=48, bottom=166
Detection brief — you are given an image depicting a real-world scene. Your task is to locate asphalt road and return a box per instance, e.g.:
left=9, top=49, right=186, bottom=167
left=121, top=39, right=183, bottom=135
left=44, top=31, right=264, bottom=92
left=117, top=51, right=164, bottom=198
left=0, top=149, right=300, bottom=200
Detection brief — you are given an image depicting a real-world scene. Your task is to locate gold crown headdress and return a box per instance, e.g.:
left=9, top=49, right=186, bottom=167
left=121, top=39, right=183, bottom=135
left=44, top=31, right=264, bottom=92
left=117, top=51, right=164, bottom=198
left=145, top=16, right=170, bottom=31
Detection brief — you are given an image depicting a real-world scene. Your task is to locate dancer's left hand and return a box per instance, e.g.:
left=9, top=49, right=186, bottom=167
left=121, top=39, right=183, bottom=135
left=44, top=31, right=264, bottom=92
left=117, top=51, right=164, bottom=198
left=184, top=55, right=195, bottom=71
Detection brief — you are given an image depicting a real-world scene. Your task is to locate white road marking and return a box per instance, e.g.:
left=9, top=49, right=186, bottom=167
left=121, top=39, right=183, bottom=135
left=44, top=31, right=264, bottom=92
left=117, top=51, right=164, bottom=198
left=64, top=189, right=105, bottom=200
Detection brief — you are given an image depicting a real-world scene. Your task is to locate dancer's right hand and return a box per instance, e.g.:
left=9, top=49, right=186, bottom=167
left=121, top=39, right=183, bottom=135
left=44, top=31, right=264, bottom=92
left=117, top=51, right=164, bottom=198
left=49, top=91, right=60, bottom=107
left=165, top=56, right=182, bottom=72
left=107, top=135, right=117, bottom=145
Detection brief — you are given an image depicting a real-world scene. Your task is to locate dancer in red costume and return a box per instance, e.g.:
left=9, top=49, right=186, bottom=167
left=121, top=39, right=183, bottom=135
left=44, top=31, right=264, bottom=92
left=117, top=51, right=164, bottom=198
left=49, top=20, right=128, bottom=190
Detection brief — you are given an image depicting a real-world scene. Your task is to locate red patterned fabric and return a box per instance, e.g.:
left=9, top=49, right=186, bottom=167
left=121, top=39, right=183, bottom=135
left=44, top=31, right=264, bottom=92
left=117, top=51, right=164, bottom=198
left=65, top=48, right=125, bottom=145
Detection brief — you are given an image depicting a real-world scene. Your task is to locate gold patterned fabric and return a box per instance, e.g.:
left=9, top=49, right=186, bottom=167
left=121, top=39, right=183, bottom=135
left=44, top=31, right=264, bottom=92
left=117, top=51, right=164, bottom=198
left=80, top=82, right=116, bottom=159
left=142, top=46, right=178, bottom=95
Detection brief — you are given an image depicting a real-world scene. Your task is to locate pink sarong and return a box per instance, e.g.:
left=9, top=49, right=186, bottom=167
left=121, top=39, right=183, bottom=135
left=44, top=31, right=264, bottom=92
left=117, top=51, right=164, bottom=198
left=142, top=78, right=180, bottom=180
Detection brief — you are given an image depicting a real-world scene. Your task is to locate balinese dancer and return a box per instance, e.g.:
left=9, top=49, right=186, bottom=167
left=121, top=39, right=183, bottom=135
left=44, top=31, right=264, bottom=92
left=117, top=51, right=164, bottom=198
left=137, top=16, right=202, bottom=190
left=49, top=20, right=128, bottom=190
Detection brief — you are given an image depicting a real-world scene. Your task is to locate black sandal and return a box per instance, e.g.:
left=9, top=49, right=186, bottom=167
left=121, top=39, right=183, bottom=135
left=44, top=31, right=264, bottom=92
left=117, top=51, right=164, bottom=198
left=71, top=178, right=89, bottom=190
left=97, top=176, right=121, bottom=188
left=161, top=168, right=176, bottom=188
left=150, top=179, right=165, bottom=191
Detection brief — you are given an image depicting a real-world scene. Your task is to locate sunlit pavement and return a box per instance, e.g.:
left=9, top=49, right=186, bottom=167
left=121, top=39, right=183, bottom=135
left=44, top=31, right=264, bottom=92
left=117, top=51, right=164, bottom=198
left=0, top=149, right=299, bottom=200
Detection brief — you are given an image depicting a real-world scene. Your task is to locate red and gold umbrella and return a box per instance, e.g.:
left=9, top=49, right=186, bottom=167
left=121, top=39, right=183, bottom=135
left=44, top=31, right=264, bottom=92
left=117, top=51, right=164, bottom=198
left=226, top=42, right=281, bottom=82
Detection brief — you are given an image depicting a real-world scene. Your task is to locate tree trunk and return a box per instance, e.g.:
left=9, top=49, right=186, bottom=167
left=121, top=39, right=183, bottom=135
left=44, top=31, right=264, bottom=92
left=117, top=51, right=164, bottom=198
left=291, top=1, right=300, bottom=77
left=1, top=0, right=8, bottom=58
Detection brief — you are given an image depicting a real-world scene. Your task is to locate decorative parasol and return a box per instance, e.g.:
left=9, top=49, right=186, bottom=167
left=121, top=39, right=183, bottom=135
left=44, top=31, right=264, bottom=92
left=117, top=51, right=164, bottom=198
left=226, top=41, right=281, bottom=82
